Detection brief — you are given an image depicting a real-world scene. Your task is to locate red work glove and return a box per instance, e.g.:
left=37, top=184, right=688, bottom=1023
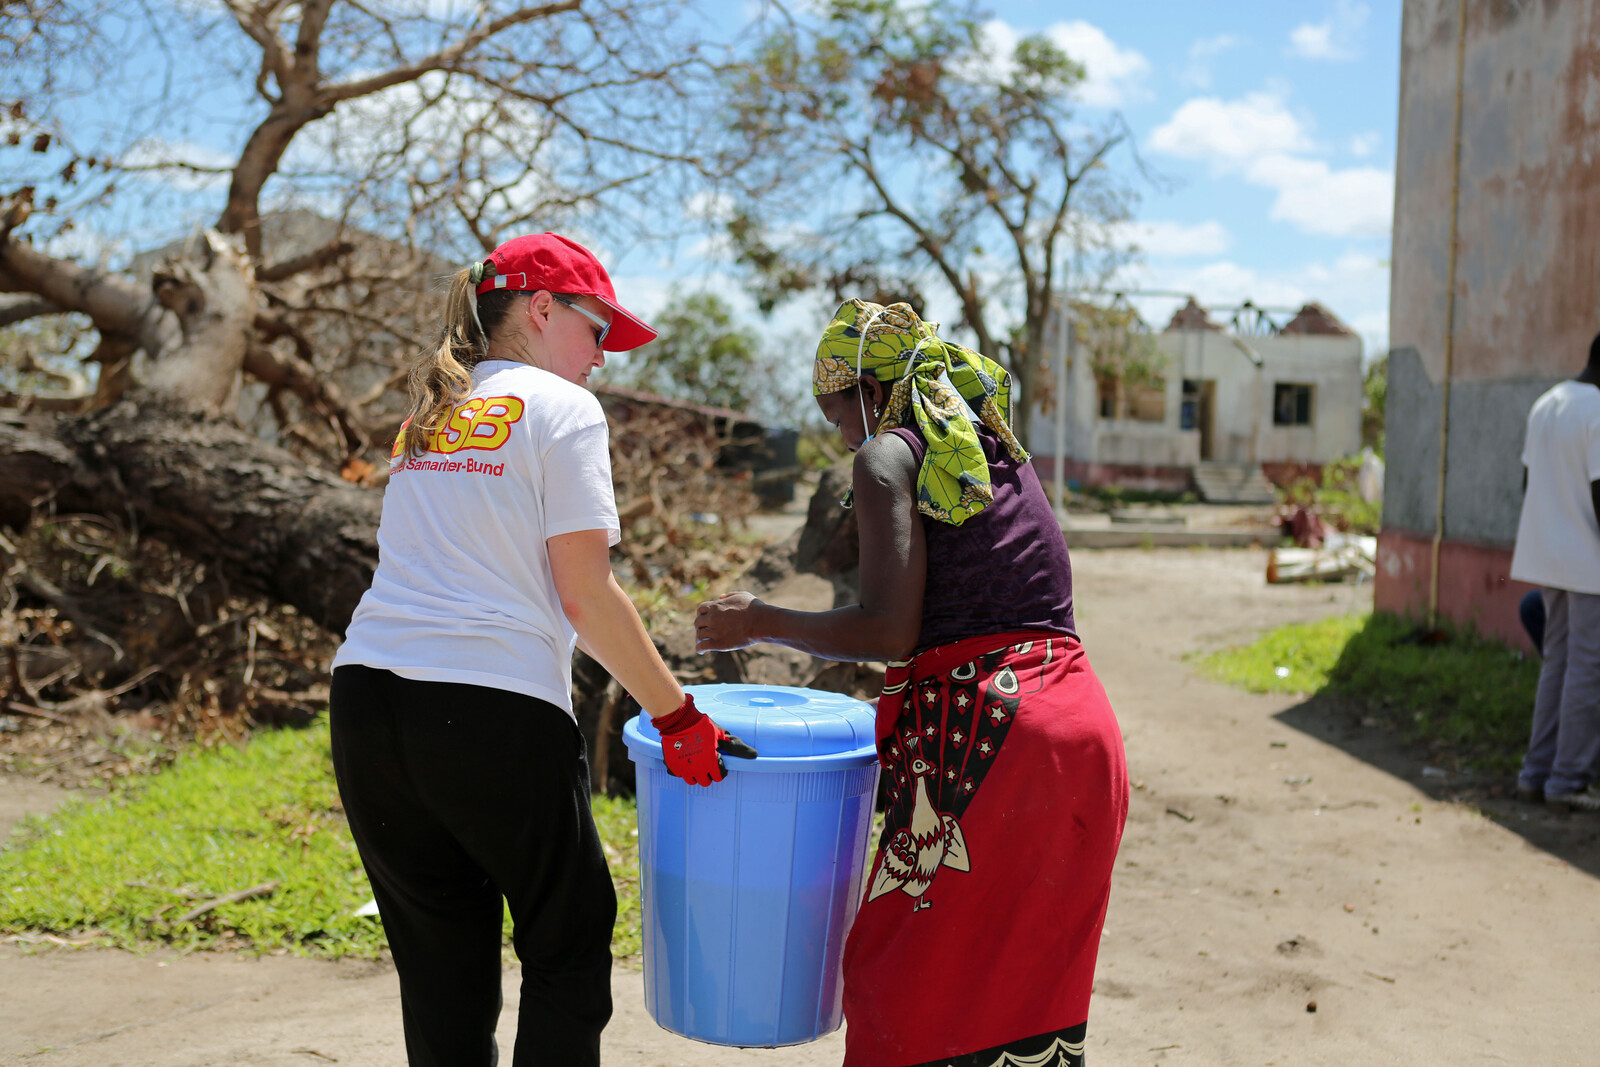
left=651, top=693, right=758, bottom=786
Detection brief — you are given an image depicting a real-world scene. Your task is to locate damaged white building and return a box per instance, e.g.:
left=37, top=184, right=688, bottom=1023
left=1029, top=297, right=1364, bottom=501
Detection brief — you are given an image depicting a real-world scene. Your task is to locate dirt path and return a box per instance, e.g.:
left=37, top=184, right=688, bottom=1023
left=4, top=547, right=1599, bottom=1065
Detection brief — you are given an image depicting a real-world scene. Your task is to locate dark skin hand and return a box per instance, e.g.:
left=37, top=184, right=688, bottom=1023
left=696, top=376, right=927, bottom=662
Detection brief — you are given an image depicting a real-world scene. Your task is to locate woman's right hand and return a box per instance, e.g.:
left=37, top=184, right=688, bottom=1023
left=694, top=591, right=763, bottom=654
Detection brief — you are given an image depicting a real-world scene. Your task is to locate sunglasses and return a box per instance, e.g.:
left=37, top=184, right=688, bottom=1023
left=552, top=295, right=611, bottom=348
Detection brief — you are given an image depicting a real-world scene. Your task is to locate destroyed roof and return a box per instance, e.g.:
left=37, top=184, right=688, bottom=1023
left=1281, top=302, right=1355, bottom=337
left=1164, top=297, right=1221, bottom=332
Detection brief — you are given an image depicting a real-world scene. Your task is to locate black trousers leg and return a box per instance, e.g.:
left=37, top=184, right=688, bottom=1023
left=331, top=665, right=615, bottom=1067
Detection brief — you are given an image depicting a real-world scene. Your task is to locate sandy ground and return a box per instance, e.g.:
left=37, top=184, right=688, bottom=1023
left=4, top=547, right=1599, bottom=1066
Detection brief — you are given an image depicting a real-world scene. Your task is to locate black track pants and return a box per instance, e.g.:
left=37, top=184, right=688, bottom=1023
left=330, top=665, right=616, bottom=1067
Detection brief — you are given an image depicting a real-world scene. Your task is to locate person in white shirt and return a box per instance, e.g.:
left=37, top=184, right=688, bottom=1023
left=330, top=233, right=750, bottom=1066
left=1510, top=332, right=1600, bottom=813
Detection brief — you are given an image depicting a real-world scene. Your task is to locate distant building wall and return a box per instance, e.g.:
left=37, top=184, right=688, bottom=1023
left=1382, top=0, right=1600, bottom=644
left=1028, top=313, right=1362, bottom=475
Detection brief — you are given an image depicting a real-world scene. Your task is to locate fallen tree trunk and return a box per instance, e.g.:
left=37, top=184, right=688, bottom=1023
left=0, top=403, right=379, bottom=634
left=3, top=408, right=872, bottom=797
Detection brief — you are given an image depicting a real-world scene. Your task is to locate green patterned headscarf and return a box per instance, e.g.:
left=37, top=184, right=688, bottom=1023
left=813, top=299, right=1029, bottom=526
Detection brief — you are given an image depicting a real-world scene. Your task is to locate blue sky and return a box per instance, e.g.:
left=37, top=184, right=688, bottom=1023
left=603, top=0, right=1403, bottom=370
left=15, top=0, right=1403, bottom=366
left=1014, top=0, right=1402, bottom=356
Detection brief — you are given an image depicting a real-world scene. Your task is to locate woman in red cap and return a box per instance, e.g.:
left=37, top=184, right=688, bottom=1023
left=330, top=233, right=748, bottom=1066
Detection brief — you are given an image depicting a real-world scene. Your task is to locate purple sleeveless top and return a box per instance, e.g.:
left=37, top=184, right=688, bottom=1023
left=885, top=426, right=1076, bottom=655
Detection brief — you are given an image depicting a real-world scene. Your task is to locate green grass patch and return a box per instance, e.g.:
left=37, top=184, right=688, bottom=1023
left=1200, top=612, right=1540, bottom=773
left=591, top=794, right=641, bottom=959
left=0, top=720, right=642, bottom=958
left=1197, top=614, right=1369, bottom=695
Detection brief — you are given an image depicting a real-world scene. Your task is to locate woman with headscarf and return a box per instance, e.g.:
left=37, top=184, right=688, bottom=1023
left=695, top=299, right=1128, bottom=1067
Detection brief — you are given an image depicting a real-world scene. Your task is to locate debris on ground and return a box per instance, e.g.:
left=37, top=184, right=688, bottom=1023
left=1, top=516, right=335, bottom=786
left=1, top=403, right=772, bottom=788
left=1266, top=533, right=1377, bottom=584
left=1278, top=503, right=1330, bottom=548
left=601, top=403, right=762, bottom=626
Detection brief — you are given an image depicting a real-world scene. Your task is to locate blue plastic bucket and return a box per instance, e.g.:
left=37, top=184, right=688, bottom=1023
left=623, top=683, right=881, bottom=1047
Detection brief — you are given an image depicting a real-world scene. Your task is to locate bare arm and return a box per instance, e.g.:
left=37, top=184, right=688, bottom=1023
left=696, top=434, right=926, bottom=662
left=548, top=529, right=684, bottom=718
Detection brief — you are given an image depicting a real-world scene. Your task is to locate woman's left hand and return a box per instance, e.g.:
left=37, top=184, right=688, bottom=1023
left=695, top=591, right=763, bottom=653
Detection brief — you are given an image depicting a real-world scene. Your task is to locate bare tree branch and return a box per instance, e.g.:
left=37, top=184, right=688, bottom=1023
left=0, top=235, right=172, bottom=354
left=718, top=0, right=1143, bottom=439
left=0, top=294, right=63, bottom=329
left=223, top=0, right=292, bottom=92
left=242, top=331, right=367, bottom=457
left=321, top=1, right=583, bottom=106
left=257, top=240, right=356, bottom=283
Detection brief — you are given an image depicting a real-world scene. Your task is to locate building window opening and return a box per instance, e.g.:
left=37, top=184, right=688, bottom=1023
left=1273, top=382, right=1315, bottom=426
left=1096, top=377, right=1118, bottom=419
left=1128, top=381, right=1166, bottom=422
left=1096, top=377, right=1166, bottom=422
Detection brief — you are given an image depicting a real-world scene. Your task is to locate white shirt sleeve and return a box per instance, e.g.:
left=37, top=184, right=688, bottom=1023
left=543, top=418, right=621, bottom=546
left=1588, top=410, right=1600, bottom=483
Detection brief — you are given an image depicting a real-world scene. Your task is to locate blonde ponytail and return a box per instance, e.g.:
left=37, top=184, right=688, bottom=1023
left=402, top=268, right=487, bottom=459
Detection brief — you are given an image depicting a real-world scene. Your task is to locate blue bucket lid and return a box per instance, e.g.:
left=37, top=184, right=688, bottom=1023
left=622, top=683, right=879, bottom=774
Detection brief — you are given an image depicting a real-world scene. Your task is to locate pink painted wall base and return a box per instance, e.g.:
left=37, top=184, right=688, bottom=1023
left=1374, top=529, right=1536, bottom=652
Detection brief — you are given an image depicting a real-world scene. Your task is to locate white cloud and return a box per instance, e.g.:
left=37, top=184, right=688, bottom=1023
left=1150, top=89, right=1392, bottom=238
left=977, top=19, right=1149, bottom=108
left=1148, top=91, right=1313, bottom=164
left=1349, top=131, right=1380, bottom=157
left=683, top=190, right=735, bottom=224
left=1246, top=155, right=1392, bottom=236
left=1288, top=1, right=1369, bottom=61
left=1046, top=20, right=1151, bottom=108
left=1181, top=34, right=1240, bottom=90
left=1289, top=23, right=1340, bottom=60
left=1120, top=219, right=1232, bottom=258
left=367, top=0, right=485, bottom=19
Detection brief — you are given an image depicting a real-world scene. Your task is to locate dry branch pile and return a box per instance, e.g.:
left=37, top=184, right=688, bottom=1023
left=0, top=404, right=767, bottom=787
left=603, top=399, right=761, bottom=624
left=1, top=516, right=335, bottom=786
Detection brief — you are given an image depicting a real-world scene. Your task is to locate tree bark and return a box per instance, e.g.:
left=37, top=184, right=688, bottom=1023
left=0, top=404, right=379, bottom=634
left=145, top=232, right=260, bottom=415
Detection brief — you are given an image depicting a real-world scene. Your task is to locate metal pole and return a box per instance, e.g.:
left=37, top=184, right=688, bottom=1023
left=1054, top=298, right=1069, bottom=521
left=1429, top=0, right=1468, bottom=629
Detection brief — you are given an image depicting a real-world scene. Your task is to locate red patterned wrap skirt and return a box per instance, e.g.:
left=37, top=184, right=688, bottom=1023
left=841, top=631, right=1128, bottom=1067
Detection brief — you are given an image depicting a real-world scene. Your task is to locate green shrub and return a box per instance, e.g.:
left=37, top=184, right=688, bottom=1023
left=1278, top=454, right=1381, bottom=535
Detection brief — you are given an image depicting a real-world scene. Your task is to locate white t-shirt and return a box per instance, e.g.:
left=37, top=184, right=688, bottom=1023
left=333, top=360, right=619, bottom=714
left=1510, top=380, right=1600, bottom=595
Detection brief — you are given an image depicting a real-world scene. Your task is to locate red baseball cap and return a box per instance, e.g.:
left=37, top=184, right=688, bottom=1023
left=472, top=232, right=656, bottom=352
